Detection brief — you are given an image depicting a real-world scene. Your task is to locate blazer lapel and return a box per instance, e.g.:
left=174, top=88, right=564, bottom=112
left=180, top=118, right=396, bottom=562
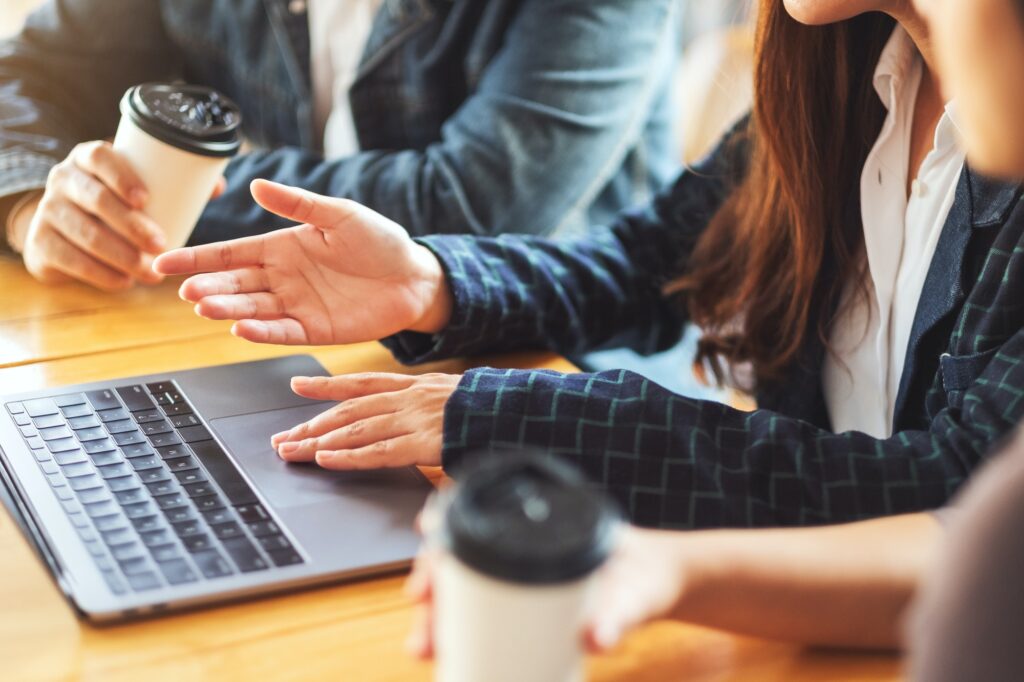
left=892, top=167, right=1021, bottom=424
left=262, top=0, right=315, bottom=147
left=355, top=0, right=438, bottom=83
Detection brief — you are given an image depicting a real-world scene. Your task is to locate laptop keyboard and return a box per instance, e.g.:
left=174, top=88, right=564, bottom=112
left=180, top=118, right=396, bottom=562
left=5, top=381, right=304, bottom=596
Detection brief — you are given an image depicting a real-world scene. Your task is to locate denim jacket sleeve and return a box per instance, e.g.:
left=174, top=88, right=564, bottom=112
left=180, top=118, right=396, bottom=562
left=193, top=0, right=678, bottom=240
left=0, top=0, right=177, bottom=200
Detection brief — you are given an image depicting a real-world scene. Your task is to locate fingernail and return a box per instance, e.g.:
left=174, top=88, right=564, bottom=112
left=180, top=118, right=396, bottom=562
left=278, top=442, right=298, bottom=455
left=270, top=430, right=290, bottom=444
left=292, top=376, right=311, bottom=387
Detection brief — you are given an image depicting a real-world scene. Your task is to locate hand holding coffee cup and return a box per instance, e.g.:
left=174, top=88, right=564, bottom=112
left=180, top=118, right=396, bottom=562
left=8, top=84, right=240, bottom=291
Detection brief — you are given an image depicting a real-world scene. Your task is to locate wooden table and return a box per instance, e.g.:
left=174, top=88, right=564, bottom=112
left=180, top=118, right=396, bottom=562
left=0, top=256, right=904, bottom=681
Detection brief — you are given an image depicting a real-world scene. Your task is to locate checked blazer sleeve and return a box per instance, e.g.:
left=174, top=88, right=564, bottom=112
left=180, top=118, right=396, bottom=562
left=442, top=324, right=1024, bottom=530
left=380, top=125, right=746, bottom=364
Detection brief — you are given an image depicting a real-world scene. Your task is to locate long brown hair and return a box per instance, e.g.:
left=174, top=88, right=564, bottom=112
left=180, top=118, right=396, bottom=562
left=669, top=3, right=894, bottom=387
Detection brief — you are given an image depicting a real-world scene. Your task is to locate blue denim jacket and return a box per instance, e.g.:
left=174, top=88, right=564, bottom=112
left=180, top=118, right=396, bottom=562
left=0, top=0, right=677, bottom=241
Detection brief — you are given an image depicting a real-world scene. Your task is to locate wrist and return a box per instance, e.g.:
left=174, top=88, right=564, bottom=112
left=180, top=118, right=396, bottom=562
left=409, top=243, right=454, bottom=335
left=5, top=191, right=42, bottom=254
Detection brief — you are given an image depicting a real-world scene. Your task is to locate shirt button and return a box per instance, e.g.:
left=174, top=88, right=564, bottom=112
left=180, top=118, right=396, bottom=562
left=288, top=0, right=307, bottom=14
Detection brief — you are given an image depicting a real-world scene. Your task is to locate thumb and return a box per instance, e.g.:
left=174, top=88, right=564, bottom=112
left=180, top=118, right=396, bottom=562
left=250, top=179, right=358, bottom=228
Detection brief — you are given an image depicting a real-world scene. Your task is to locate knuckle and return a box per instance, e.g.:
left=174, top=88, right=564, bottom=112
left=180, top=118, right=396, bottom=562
left=345, top=420, right=366, bottom=437
left=372, top=440, right=391, bottom=455
left=217, top=243, right=233, bottom=269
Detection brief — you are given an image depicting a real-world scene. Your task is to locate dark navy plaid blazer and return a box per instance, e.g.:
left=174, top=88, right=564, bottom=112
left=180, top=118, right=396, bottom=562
left=383, top=125, right=1024, bottom=530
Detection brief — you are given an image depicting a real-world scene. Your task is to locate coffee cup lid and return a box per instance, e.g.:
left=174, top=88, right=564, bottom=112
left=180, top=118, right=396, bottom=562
left=441, top=454, right=620, bottom=585
left=121, top=84, right=242, bottom=158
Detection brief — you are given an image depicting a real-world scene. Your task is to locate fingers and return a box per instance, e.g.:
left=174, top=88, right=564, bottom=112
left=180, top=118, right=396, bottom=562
left=195, top=292, right=285, bottom=321
left=271, top=391, right=401, bottom=449
left=25, top=226, right=133, bottom=291
left=71, top=141, right=147, bottom=209
left=211, top=176, right=227, bottom=200
left=49, top=200, right=161, bottom=283
left=314, top=433, right=423, bottom=471
left=405, top=605, right=435, bottom=660
left=230, top=318, right=310, bottom=345
left=153, top=234, right=266, bottom=275
left=251, top=179, right=360, bottom=228
left=290, top=373, right=418, bottom=402
left=178, top=268, right=271, bottom=301
left=61, top=161, right=164, bottom=253
left=278, top=413, right=404, bottom=462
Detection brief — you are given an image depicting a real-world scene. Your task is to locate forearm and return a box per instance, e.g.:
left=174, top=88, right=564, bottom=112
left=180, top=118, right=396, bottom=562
left=673, top=513, right=942, bottom=649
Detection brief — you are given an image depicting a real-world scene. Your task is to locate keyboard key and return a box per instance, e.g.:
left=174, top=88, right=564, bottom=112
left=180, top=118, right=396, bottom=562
left=96, top=555, right=115, bottom=571
left=259, top=535, right=292, bottom=551
left=160, top=403, right=193, bottom=417
left=76, top=487, right=113, bottom=505
left=133, top=409, right=165, bottom=424
left=183, top=533, right=213, bottom=552
left=192, top=549, right=234, bottom=578
left=156, top=444, right=190, bottom=460
left=74, top=426, right=109, bottom=442
left=97, top=407, right=130, bottom=423
left=101, top=527, right=136, bottom=547
left=89, top=450, right=122, bottom=467
left=131, top=515, right=164, bottom=533
left=93, top=514, right=129, bottom=532
left=55, top=393, right=86, bottom=407
left=61, top=461, right=93, bottom=478
left=126, top=571, right=162, bottom=591
left=97, top=462, right=134, bottom=479
left=190, top=440, right=258, bottom=506
left=183, top=481, right=215, bottom=498
left=167, top=456, right=198, bottom=472
left=19, top=425, right=38, bottom=438
left=158, top=558, right=198, bottom=585
left=194, top=495, right=225, bottom=512
left=202, top=508, right=233, bottom=525
left=164, top=507, right=195, bottom=524
left=154, top=392, right=183, bottom=406
left=54, top=487, right=74, bottom=501
left=38, top=425, right=72, bottom=441
left=102, top=570, right=128, bottom=595
left=172, top=520, right=204, bottom=537
left=178, top=425, right=213, bottom=443
left=107, top=476, right=140, bottom=493
left=146, top=382, right=175, bottom=394
left=247, top=521, right=281, bottom=537
left=268, top=548, right=304, bottom=567
left=82, top=438, right=116, bottom=455
left=129, top=455, right=162, bottom=471
left=138, top=467, right=171, bottom=484
left=83, top=500, right=119, bottom=518
left=84, top=539, right=106, bottom=558
left=141, top=420, right=173, bottom=436
left=170, top=414, right=201, bottom=428
left=151, top=544, right=183, bottom=562
left=122, top=502, right=156, bottom=520
left=145, top=479, right=177, bottom=496
left=104, top=419, right=139, bottom=434
left=67, top=414, right=101, bottom=430
left=148, top=432, right=182, bottom=448
left=218, top=525, right=251, bottom=545
left=122, top=443, right=155, bottom=459
left=175, top=469, right=207, bottom=485
left=61, top=404, right=92, bottom=419
left=111, top=542, right=146, bottom=562
left=236, top=504, right=269, bottom=523
left=33, top=449, right=53, bottom=463
left=12, top=412, right=32, bottom=426
left=26, top=435, right=45, bottom=450
left=154, top=493, right=188, bottom=510
left=53, top=450, right=87, bottom=466
left=41, top=460, right=60, bottom=475
left=139, top=528, right=175, bottom=548
left=119, top=556, right=151, bottom=575
left=114, top=488, right=149, bottom=506
left=68, top=474, right=103, bottom=492
left=223, top=537, right=269, bottom=572
left=6, top=402, right=25, bottom=414
left=116, top=385, right=156, bottom=412
left=32, top=414, right=64, bottom=429
left=113, top=430, right=146, bottom=447
left=85, top=389, right=121, bottom=412
left=76, top=525, right=97, bottom=543
left=23, top=398, right=58, bottom=417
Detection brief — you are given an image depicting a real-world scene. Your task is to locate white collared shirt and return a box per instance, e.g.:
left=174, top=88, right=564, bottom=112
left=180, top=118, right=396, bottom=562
left=308, top=0, right=384, bottom=159
left=822, top=27, right=967, bottom=438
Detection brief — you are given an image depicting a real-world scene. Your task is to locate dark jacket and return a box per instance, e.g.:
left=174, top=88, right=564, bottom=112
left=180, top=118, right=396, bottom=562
left=383, top=122, right=1024, bottom=530
left=0, top=0, right=676, bottom=241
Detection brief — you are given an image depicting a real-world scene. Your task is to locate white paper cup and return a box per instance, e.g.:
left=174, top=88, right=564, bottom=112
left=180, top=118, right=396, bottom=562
left=432, top=456, right=620, bottom=682
left=112, top=84, right=241, bottom=250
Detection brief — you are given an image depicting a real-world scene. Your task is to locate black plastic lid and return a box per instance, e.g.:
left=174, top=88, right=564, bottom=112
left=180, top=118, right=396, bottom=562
left=120, top=84, right=242, bottom=158
left=441, top=455, right=620, bottom=585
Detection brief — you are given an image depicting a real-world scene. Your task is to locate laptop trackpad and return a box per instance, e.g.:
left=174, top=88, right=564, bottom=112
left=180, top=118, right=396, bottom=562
left=208, top=404, right=429, bottom=510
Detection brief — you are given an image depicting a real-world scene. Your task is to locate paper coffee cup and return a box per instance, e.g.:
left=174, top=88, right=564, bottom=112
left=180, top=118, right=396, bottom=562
left=433, top=455, right=620, bottom=682
left=113, top=84, right=241, bottom=250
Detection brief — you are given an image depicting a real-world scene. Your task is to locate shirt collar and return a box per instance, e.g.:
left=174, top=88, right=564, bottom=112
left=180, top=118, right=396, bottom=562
left=873, top=25, right=920, bottom=112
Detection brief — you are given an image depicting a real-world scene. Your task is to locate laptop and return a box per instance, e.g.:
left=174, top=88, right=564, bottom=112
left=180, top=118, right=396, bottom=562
left=0, top=354, right=433, bottom=623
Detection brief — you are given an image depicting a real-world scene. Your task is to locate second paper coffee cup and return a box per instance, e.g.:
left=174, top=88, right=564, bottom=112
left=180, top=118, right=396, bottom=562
left=433, top=455, right=620, bottom=682
left=113, top=84, right=241, bottom=250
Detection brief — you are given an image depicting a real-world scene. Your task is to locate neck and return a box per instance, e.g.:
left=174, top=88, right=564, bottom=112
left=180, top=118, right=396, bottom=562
left=886, top=4, right=942, bottom=98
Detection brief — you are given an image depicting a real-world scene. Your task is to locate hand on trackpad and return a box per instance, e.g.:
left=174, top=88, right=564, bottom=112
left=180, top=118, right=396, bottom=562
left=209, top=404, right=425, bottom=510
